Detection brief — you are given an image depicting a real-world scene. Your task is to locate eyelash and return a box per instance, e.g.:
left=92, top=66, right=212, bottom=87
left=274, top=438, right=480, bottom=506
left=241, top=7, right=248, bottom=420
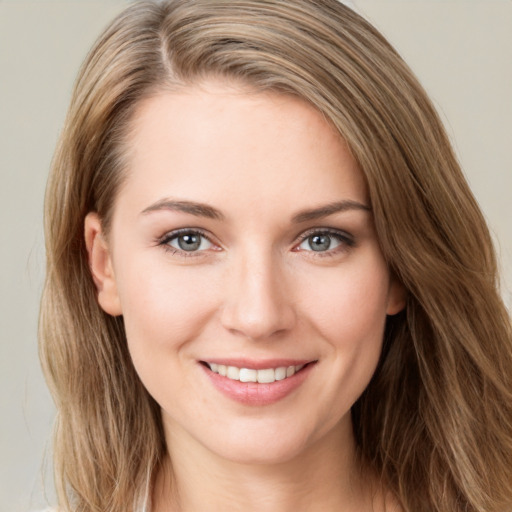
left=156, top=227, right=355, bottom=258
left=157, top=228, right=217, bottom=258
left=294, top=228, right=355, bottom=258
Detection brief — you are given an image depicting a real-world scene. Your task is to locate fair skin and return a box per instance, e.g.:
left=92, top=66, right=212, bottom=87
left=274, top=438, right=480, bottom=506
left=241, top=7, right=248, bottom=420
left=85, top=81, right=405, bottom=512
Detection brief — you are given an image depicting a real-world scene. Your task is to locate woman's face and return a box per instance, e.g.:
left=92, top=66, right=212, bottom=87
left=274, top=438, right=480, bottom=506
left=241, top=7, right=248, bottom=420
left=87, top=82, right=404, bottom=465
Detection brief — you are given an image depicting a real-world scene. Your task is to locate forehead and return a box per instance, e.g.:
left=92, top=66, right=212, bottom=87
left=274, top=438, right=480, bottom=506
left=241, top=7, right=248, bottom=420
left=117, top=82, right=367, bottom=219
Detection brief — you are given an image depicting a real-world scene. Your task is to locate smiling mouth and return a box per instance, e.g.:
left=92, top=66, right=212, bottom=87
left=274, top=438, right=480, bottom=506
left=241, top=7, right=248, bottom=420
left=201, top=361, right=315, bottom=384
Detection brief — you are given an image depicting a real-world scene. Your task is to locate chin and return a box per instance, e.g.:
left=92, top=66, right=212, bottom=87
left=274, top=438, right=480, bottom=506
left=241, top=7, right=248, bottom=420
left=198, top=415, right=339, bottom=467
left=211, top=436, right=312, bottom=466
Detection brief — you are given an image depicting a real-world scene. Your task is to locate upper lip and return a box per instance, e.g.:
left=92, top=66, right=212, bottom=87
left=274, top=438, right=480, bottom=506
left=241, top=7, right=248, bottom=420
left=200, top=358, right=316, bottom=370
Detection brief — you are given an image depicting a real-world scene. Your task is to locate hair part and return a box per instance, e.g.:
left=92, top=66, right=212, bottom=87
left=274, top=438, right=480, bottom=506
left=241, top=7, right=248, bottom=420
left=40, top=1, right=512, bottom=511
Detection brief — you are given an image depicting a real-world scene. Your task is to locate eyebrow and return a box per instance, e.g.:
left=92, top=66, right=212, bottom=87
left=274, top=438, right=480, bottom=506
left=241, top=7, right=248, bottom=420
left=291, top=200, right=371, bottom=223
left=141, top=199, right=225, bottom=220
left=140, top=198, right=370, bottom=222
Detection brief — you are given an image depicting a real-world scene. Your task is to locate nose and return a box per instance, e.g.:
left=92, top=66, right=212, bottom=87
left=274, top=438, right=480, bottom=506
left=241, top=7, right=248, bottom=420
left=220, top=249, right=296, bottom=341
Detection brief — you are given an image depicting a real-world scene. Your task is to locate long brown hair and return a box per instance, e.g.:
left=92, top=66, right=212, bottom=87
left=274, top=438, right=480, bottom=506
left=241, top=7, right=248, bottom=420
left=40, top=1, right=512, bottom=511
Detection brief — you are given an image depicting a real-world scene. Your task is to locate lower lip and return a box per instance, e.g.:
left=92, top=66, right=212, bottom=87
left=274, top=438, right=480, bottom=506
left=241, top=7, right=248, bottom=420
left=200, top=363, right=315, bottom=406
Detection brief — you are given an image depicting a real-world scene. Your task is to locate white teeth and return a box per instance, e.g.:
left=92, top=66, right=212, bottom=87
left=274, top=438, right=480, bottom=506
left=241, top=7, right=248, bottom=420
left=275, top=367, right=287, bottom=381
left=207, top=363, right=307, bottom=383
left=226, top=366, right=240, bottom=380
left=239, top=368, right=257, bottom=382
left=257, top=369, right=275, bottom=384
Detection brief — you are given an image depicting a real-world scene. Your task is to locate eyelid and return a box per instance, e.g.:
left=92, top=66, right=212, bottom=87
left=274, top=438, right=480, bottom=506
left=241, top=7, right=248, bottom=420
left=155, top=226, right=354, bottom=257
left=295, top=227, right=354, bottom=243
left=157, top=227, right=221, bottom=256
left=292, top=227, right=355, bottom=253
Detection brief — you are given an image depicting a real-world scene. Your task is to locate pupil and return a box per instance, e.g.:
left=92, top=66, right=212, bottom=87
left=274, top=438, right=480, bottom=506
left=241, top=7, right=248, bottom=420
left=178, top=234, right=201, bottom=251
left=309, top=234, right=331, bottom=251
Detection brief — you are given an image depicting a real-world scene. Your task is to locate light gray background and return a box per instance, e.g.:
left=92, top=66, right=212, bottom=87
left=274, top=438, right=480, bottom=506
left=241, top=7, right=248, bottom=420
left=1, top=1, right=510, bottom=511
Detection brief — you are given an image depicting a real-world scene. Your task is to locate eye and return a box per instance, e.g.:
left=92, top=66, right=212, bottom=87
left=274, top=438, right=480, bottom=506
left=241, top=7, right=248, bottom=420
left=161, top=229, right=214, bottom=253
left=295, top=229, right=354, bottom=254
left=299, top=233, right=341, bottom=252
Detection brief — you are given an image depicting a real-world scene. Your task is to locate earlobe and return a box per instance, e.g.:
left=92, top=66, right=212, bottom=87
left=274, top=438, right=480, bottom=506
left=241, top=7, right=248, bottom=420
left=84, top=212, right=122, bottom=316
left=386, top=278, right=407, bottom=316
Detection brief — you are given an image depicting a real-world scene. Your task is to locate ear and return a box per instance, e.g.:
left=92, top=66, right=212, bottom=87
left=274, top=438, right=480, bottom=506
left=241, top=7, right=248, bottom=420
left=84, top=212, right=122, bottom=316
left=386, top=277, right=407, bottom=316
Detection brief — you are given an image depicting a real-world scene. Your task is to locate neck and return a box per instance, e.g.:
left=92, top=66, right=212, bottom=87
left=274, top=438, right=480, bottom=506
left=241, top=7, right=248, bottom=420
left=151, top=417, right=385, bottom=512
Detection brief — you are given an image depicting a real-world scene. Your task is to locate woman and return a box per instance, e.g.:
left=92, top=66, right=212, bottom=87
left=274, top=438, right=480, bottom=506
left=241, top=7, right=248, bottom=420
left=39, top=1, right=512, bottom=511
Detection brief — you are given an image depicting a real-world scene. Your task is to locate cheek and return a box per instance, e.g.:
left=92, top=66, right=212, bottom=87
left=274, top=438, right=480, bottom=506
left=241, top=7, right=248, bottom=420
left=114, top=253, right=220, bottom=355
left=301, top=259, right=391, bottom=347
left=114, top=255, right=223, bottom=412
left=300, top=260, right=390, bottom=419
